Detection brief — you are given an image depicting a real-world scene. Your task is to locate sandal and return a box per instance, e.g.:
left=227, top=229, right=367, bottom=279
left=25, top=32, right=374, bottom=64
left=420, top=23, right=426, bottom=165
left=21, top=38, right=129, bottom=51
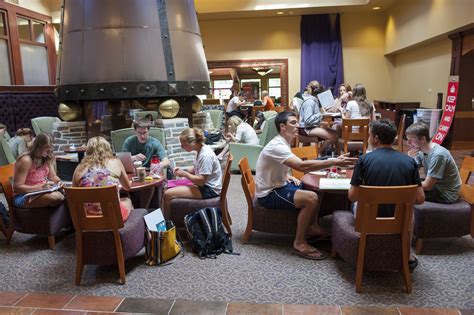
left=293, top=248, right=327, bottom=260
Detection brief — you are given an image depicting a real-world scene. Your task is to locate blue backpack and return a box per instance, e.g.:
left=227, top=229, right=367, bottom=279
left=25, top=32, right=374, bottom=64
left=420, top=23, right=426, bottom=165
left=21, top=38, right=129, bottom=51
left=184, top=207, right=236, bottom=259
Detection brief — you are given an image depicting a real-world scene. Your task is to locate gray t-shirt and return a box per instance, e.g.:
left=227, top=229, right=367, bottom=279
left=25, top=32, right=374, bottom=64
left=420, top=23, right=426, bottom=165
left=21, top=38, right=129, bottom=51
left=414, top=143, right=461, bottom=203
left=195, top=145, right=222, bottom=194
left=121, top=136, right=167, bottom=167
left=8, top=136, right=28, bottom=159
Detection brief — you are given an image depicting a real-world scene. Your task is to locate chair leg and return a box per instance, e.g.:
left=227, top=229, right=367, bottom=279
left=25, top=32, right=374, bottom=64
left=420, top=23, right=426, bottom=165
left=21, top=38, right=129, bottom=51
left=221, top=203, right=232, bottom=237
left=75, top=235, right=83, bottom=285
left=6, top=225, right=14, bottom=245
left=402, top=235, right=412, bottom=293
left=48, top=235, right=56, bottom=250
left=415, top=238, right=423, bottom=254
left=355, top=234, right=367, bottom=293
left=331, top=246, right=337, bottom=258
left=113, top=231, right=126, bottom=285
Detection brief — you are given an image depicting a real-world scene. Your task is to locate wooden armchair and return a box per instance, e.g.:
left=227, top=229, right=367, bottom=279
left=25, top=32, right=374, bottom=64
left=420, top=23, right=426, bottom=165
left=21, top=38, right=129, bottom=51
left=0, top=163, right=14, bottom=241
left=64, top=186, right=147, bottom=285
left=337, top=118, right=370, bottom=155
left=393, top=114, right=406, bottom=152
left=290, top=146, right=318, bottom=179
left=331, top=185, right=419, bottom=293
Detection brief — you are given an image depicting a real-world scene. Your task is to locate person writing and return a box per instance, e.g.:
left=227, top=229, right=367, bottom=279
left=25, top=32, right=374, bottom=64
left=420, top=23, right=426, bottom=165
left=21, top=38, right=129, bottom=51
left=12, top=133, right=64, bottom=209
left=163, top=128, right=222, bottom=219
left=217, top=115, right=259, bottom=161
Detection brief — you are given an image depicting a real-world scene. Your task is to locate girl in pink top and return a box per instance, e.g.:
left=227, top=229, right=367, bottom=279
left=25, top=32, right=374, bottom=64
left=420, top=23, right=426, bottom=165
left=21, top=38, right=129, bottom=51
left=13, top=133, right=65, bottom=208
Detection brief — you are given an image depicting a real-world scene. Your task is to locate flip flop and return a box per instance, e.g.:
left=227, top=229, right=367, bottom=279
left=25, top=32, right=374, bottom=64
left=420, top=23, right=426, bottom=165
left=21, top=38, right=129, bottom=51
left=293, top=248, right=327, bottom=260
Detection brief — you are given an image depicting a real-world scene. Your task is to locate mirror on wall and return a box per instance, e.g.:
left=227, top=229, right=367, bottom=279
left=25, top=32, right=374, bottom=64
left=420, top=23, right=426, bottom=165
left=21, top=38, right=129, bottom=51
left=206, top=59, right=288, bottom=108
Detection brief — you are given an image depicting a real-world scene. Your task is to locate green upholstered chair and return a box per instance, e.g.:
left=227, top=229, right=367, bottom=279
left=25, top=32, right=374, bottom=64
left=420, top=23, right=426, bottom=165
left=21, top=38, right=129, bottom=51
left=111, top=127, right=166, bottom=152
left=228, top=115, right=278, bottom=172
left=0, top=135, right=15, bottom=166
left=202, top=109, right=224, bottom=130
left=135, top=111, right=160, bottom=120
left=31, top=117, right=61, bottom=136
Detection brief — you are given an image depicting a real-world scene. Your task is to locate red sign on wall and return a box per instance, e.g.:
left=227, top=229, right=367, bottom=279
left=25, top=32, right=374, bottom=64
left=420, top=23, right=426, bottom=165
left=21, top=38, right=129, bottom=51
left=431, top=76, right=459, bottom=145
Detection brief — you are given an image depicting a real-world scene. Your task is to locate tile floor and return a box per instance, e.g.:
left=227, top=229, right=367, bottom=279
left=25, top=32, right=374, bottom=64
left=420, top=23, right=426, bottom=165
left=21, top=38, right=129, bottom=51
left=0, top=291, right=471, bottom=314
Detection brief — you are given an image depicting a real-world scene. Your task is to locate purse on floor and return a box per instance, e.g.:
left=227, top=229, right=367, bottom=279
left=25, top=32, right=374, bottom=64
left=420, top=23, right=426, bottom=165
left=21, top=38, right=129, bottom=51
left=145, top=220, right=183, bottom=266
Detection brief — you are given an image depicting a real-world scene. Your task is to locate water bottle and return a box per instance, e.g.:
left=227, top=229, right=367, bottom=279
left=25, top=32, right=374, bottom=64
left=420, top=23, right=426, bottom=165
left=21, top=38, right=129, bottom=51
left=150, top=155, right=161, bottom=176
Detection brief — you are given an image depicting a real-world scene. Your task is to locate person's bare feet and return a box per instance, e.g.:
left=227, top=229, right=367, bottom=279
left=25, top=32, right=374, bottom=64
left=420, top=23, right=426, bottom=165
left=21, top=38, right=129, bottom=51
left=293, top=241, right=327, bottom=260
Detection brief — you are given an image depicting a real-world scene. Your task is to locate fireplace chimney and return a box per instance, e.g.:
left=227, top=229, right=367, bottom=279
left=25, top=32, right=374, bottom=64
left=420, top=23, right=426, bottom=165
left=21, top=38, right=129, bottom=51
left=56, top=0, right=210, bottom=103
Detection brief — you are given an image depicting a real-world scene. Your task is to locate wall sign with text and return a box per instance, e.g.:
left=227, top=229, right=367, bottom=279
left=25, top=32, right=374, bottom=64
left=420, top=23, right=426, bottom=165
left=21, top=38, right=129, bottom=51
left=431, top=76, right=459, bottom=145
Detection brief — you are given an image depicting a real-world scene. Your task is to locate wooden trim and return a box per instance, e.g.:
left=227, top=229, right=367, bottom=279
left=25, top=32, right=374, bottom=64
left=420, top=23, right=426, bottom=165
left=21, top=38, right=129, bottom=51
left=0, top=85, right=55, bottom=93
left=455, top=112, right=474, bottom=119
left=0, top=2, right=52, bottom=22
left=207, top=58, right=289, bottom=108
left=450, top=141, right=474, bottom=150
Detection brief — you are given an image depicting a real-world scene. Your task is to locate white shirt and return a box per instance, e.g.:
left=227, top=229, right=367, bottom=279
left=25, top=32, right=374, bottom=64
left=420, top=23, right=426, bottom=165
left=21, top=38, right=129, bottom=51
left=235, top=122, right=259, bottom=145
left=345, top=100, right=362, bottom=118
left=255, top=135, right=294, bottom=198
left=195, top=145, right=222, bottom=194
left=226, top=96, right=241, bottom=113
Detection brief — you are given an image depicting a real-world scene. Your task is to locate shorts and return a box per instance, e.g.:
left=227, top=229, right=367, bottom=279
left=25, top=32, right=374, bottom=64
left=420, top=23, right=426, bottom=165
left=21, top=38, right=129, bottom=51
left=257, top=182, right=301, bottom=211
left=298, top=127, right=315, bottom=136
left=12, top=194, right=27, bottom=208
left=199, top=185, right=219, bottom=199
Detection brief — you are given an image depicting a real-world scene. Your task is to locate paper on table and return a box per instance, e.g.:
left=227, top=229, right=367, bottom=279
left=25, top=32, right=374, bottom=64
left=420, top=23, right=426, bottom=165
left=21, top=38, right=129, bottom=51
left=319, top=178, right=351, bottom=190
left=309, top=171, right=327, bottom=176
left=317, top=90, right=336, bottom=110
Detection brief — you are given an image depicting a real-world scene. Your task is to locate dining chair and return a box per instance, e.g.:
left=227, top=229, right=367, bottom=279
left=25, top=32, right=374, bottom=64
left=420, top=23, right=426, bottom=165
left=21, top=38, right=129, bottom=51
left=290, top=145, right=318, bottom=179
left=64, top=185, right=147, bottom=285
left=239, top=157, right=298, bottom=243
left=331, top=185, right=419, bottom=293
left=393, top=114, right=406, bottom=152
left=413, top=156, right=474, bottom=253
left=30, top=116, right=61, bottom=136
left=169, top=154, right=233, bottom=235
left=0, top=163, right=72, bottom=249
left=337, top=118, right=370, bottom=155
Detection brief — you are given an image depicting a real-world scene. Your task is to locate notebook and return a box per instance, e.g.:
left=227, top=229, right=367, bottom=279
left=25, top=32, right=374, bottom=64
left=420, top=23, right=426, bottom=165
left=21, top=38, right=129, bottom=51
left=116, top=152, right=135, bottom=174
left=317, top=90, right=336, bottom=110
left=319, top=178, right=351, bottom=190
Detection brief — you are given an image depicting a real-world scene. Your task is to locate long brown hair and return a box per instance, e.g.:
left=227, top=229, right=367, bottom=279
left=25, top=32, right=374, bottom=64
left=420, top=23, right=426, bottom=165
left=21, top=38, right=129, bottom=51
left=352, top=83, right=372, bottom=117
left=19, top=133, right=54, bottom=167
left=77, top=136, right=115, bottom=172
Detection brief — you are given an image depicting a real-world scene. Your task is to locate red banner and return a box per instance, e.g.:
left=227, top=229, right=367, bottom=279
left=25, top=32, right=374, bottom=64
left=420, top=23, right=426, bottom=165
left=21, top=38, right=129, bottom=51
left=431, top=76, right=459, bottom=145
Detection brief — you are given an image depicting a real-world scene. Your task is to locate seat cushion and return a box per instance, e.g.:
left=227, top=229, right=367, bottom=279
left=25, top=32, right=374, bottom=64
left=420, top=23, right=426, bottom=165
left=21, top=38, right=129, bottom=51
left=414, top=200, right=471, bottom=239
left=12, top=202, right=72, bottom=236
left=82, top=208, right=147, bottom=265
left=170, top=197, right=220, bottom=228
left=332, top=211, right=403, bottom=272
left=252, top=198, right=298, bottom=235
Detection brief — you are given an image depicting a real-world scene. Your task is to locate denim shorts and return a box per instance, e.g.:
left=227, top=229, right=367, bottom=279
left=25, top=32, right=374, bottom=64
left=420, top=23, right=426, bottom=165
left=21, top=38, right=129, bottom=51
left=12, top=194, right=27, bottom=208
left=199, top=185, right=219, bottom=199
left=257, top=182, right=301, bottom=211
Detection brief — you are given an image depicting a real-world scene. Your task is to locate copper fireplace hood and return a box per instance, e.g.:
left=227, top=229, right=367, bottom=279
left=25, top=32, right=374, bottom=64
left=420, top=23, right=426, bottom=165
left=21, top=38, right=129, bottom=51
left=56, top=0, right=210, bottom=102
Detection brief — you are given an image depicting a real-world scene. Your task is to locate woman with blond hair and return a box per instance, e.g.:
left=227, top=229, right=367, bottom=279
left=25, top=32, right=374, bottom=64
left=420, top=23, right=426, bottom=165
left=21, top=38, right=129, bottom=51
left=13, top=133, right=64, bottom=209
left=163, top=127, right=222, bottom=218
left=216, top=115, right=259, bottom=161
left=72, top=136, right=132, bottom=221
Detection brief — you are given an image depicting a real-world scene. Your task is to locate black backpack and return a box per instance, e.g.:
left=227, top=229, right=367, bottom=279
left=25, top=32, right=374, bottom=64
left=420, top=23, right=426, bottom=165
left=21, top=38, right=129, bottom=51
left=184, top=207, right=236, bottom=259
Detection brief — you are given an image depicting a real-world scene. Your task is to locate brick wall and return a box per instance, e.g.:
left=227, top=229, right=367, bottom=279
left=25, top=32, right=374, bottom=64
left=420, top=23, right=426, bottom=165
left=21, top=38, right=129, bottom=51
left=52, top=121, right=87, bottom=153
left=156, top=118, right=195, bottom=169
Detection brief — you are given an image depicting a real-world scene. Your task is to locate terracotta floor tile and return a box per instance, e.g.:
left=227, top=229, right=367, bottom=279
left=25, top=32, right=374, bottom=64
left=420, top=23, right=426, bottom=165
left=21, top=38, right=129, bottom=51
left=116, top=297, right=174, bottom=314
left=64, top=296, right=123, bottom=312
left=170, top=299, right=227, bottom=315
left=283, top=304, right=340, bottom=315
left=16, top=293, right=75, bottom=309
left=0, top=291, right=27, bottom=306
left=33, top=310, right=86, bottom=315
left=399, top=307, right=461, bottom=315
left=227, top=302, right=282, bottom=315
left=341, top=306, right=399, bottom=315
left=0, top=306, right=36, bottom=314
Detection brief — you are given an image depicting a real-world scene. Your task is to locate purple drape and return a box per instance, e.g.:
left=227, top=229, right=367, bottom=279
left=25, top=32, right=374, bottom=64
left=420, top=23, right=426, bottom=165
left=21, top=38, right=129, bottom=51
left=300, top=14, right=344, bottom=96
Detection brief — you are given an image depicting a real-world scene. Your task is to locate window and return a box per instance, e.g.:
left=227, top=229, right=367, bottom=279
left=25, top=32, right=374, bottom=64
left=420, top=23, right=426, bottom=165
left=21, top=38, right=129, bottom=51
left=212, top=79, right=233, bottom=101
left=0, top=11, right=12, bottom=85
left=268, top=78, right=281, bottom=100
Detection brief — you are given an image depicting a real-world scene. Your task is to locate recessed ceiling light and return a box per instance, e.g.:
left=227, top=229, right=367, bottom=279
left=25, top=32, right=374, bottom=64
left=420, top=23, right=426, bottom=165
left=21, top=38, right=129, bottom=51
left=373, top=6, right=381, bottom=10
left=276, top=11, right=284, bottom=15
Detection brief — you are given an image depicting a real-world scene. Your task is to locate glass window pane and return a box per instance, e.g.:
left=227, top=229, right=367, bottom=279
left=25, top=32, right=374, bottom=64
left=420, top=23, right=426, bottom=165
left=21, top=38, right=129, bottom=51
left=268, top=78, right=281, bottom=87
left=213, top=80, right=233, bottom=89
left=269, top=88, right=281, bottom=98
left=17, top=17, right=31, bottom=40
left=0, top=12, right=6, bottom=36
left=32, top=21, right=45, bottom=43
left=0, top=39, right=12, bottom=85
left=20, top=43, right=49, bottom=85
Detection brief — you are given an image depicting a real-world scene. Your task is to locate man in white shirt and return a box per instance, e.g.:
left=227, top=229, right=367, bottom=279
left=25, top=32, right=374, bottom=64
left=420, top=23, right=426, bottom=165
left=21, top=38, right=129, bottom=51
left=255, top=111, right=357, bottom=260
left=226, top=91, right=246, bottom=114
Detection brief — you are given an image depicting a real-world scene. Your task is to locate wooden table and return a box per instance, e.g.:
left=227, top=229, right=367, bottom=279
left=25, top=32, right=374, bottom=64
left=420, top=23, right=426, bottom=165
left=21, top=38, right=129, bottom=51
left=301, top=169, right=353, bottom=216
left=64, top=146, right=87, bottom=161
left=127, top=174, right=164, bottom=192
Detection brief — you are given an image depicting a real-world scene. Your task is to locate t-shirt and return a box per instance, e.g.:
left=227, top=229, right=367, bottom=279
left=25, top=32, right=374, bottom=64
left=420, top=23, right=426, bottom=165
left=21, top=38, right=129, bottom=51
left=299, top=94, right=322, bottom=129
left=227, top=96, right=242, bottom=113
left=351, top=147, right=422, bottom=216
left=263, top=96, right=275, bottom=111
left=235, top=122, right=259, bottom=145
left=195, top=145, right=222, bottom=194
left=346, top=100, right=362, bottom=118
left=121, top=135, right=167, bottom=167
left=414, top=143, right=461, bottom=203
left=8, top=136, right=28, bottom=158
left=255, top=135, right=294, bottom=198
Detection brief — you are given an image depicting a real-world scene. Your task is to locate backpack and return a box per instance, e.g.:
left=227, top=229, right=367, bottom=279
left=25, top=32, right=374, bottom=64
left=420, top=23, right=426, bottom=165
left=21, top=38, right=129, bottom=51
left=184, top=207, right=236, bottom=259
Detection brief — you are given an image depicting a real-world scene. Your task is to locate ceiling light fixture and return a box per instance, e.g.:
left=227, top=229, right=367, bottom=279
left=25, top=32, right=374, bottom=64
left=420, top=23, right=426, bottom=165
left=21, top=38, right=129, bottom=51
left=253, top=67, right=274, bottom=76
left=373, top=6, right=380, bottom=10
left=276, top=11, right=284, bottom=15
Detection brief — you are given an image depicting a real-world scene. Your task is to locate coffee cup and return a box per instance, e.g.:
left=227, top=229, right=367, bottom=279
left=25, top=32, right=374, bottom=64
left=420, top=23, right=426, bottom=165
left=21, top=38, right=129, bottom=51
left=136, top=167, right=146, bottom=181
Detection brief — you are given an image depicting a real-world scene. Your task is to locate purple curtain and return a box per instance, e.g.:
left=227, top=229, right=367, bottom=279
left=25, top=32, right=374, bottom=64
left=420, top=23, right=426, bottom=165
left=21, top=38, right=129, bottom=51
left=300, top=14, right=344, bottom=96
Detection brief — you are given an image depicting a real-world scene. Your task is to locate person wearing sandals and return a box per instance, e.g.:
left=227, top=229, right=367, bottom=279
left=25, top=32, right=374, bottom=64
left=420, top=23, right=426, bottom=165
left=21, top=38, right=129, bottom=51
left=255, top=111, right=357, bottom=260
left=163, top=127, right=222, bottom=219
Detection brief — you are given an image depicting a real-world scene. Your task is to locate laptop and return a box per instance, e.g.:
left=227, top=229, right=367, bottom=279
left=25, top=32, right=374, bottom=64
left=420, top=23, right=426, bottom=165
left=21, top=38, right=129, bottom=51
left=116, top=152, right=135, bottom=174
